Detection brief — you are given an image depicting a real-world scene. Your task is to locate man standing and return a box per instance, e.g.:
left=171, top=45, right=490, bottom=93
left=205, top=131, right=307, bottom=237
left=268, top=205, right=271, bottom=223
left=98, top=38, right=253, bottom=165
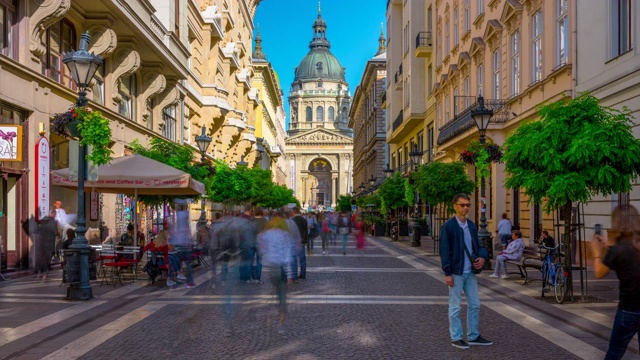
left=439, top=194, right=492, bottom=349
left=290, top=207, right=307, bottom=280
left=497, top=213, right=512, bottom=250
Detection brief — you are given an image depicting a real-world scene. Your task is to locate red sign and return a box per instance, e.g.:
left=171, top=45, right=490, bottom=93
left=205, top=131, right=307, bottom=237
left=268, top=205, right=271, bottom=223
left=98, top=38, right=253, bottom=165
left=35, top=136, right=50, bottom=220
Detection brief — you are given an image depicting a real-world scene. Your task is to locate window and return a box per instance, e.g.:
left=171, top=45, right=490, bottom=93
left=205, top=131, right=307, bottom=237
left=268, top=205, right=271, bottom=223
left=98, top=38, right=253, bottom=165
left=91, top=61, right=105, bottom=105
left=511, top=31, right=521, bottom=96
left=428, top=64, right=433, bottom=96
left=391, top=153, right=396, bottom=169
left=404, top=78, right=410, bottom=108
left=328, top=106, right=335, bottom=122
left=118, top=74, right=137, bottom=119
left=162, top=105, right=177, bottom=141
left=0, top=0, right=17, bottom=59
left=398, top=148, right=403, bottom=166
left=317, top=79, right=323, bottom=88
left=464, top=0, right=470, bottom=32
left=437, top=102, right=442, bottom=127
left=427, top=125, right=434, bottom=162
left=445, top=19, right=450, bottom=55
left=557, top=0, right=569, bottom=65
left=464, top=76, right=470, bottom=107
left=436, top=30, right=442, bottom=63
left=453, top=86, right=459, bottom=114
left=146, top=98, right=154, bottom=130
left=404, top=144, right=408, bottom=164
left=492, top=49, right=500, bottom=99
left=316, top=106, right=324, bottom=122
left=417, top=131, right=424, bottom=152
left=611, top=0, right=631, bottom=58
left=445, top=95, right=450, bottom=123
left=453, top=8, right=459, bottom=46
left=477, top=0, right=484, bottom=16
left=306, top=106, right=312, bottom=122
left=174, top=0, right=180, bottom=37
left=532, top=10, right=543, bottom=83
left=477, top=64, right=484, bottom=96
left=41, top=19, right=76, bottom=89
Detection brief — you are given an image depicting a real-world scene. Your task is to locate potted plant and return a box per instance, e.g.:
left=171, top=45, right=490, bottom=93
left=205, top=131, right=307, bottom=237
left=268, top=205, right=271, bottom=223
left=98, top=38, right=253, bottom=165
left=399, top=217, right=409, bottom=236
left=372, top=216, right=386, bottom=237
left=51, top=106, right=113, bottom=166
left=459, top=140, right=503, bottom=183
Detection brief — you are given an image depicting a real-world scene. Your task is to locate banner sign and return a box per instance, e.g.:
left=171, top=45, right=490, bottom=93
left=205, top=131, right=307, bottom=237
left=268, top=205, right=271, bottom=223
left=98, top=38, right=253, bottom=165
left=0, top=125, right=22, bottom=161
left=35, top=136, right=50, bottom=220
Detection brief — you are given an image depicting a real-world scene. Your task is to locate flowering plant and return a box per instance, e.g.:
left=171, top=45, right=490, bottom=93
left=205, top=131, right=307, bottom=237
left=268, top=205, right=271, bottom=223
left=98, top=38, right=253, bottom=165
left=460, top=140, right=503, bottom=184
left=51, top=106, right=113, bottom=166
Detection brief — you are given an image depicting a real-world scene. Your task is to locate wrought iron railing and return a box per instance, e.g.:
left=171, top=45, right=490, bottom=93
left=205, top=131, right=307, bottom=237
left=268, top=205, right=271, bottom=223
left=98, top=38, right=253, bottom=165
left=392, top=110, right=404, bottom=132
left=437, top=97, right=510, bottom=145
left=415, top=31, right=433, bottom=48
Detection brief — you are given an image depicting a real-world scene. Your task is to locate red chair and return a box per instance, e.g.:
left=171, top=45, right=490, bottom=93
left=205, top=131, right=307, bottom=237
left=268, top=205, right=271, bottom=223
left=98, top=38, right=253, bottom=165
left=100, top=261, right=132, bottom=286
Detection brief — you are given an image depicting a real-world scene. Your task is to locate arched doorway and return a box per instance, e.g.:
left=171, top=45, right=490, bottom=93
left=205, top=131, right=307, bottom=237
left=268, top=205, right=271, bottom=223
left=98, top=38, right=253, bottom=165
left=308, top=158, right=332, bottom=209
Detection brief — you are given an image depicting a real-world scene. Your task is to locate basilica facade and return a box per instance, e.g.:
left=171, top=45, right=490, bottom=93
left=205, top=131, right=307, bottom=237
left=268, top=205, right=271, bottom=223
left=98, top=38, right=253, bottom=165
left=285, top=9, right=353, bottom=210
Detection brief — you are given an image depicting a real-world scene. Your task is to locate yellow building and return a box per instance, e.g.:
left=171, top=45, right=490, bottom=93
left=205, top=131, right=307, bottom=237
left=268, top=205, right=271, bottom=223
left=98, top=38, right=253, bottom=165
left=433, top=0, right=573, bottom=241
left=250, top=29, right=287, bottom=185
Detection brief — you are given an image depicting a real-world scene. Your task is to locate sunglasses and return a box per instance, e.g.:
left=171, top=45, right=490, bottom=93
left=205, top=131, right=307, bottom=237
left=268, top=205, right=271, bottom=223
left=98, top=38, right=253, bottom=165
left=455, top=203, right=471, bottom=208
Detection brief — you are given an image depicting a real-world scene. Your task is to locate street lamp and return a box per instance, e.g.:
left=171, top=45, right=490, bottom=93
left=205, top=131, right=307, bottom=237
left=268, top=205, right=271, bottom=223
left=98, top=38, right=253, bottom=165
left=237, top=155, right=248, bottom=167
left=62, top=31, right=103, bottom=301
left=195, top=126, right=212, bottom=227
left=471, top=95, right=494, bottom=268
left=368, top=176, right=376, bottom=187
left=351, top=190, right=356, bottom=197
left=359, top=183, right=365, bottom=192
left=409, top=144, right=423, bottom=247
left=384, top=163, right=393, bottom=178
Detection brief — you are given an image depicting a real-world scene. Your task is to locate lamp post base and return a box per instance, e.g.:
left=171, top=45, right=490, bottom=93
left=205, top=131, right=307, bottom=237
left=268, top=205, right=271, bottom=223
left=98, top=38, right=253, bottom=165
left=411, top=223, right=421, bottom=247
left=66, top=284, right=93, bottom=301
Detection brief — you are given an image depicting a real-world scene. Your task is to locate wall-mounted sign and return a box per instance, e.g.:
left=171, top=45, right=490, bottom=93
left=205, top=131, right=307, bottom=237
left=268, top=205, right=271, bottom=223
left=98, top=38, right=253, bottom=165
left=0, top=125, right=22, bottom=161
left=35, top=136, right=50, bottom=220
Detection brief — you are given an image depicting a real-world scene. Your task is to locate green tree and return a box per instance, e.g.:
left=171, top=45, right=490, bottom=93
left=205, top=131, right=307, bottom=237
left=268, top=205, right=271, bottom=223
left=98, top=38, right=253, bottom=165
left=411, top=161, right=475, bottom=214
left=247, top=167, right=275, bottom=206
left=378, top=172, right=409, bottom=213
left=503, top=93, right=640, bottom=289
left=336, top=195, right=353, bottom=213
left=210, top=162, right=254, bottom=205
left=263, top=184, right=299, bottom=209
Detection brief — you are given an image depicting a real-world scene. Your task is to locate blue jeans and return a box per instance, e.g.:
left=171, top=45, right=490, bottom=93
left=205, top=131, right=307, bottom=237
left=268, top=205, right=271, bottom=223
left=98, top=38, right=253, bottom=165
left=340, top=232, right=348, bottom=253
left=176, top=247, right=193, bottom=285
left=493, top=254, right=509, bottom=275
left=246, top=247, right=262, bottom=281
left=605, top=308, right=640, bottom=360
left=500, top=234, right=510, bottom=246
left=291, top=246, right=306, bottom=279
left=329, top=225, right=337, bottom=243
left=448, top=272, right=481, bottom=341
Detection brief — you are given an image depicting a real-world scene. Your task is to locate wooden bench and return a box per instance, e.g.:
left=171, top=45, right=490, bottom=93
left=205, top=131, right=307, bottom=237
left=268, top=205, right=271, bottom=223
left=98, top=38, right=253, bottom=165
left=505, top=246, right=545, bottom=285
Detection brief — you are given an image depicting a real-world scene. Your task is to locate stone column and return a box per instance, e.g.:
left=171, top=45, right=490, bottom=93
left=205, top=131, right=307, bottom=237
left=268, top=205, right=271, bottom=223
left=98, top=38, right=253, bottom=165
left=331, top=173, right=338, bottom=208
left=301, top=176, right=308, bottom=207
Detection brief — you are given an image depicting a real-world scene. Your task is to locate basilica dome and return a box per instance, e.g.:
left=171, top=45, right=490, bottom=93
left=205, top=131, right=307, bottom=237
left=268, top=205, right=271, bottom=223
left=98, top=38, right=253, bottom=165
left=294, top=49, right=345, bottom=82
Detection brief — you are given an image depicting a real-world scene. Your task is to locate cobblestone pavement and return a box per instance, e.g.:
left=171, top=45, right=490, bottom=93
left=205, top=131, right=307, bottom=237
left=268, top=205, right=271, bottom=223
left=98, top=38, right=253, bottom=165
left=0, top=235, right=636, bottom=359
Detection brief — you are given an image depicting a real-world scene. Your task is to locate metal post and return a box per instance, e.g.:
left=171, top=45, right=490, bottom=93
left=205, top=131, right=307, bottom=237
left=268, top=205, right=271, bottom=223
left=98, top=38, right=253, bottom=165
left=199, top=151, right=207, bottom=227
left=478, top=132, right=492, bottom=269
left=411, top=196, right=421, bottom=247
left=67, top=143, right=93, bottom=300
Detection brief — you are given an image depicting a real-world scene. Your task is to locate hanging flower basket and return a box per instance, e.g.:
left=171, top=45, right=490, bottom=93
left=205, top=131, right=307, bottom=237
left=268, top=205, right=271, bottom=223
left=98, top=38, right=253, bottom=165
left=459, top=141, right=503, bottom=165
left=50, top=106, right=113, bottom=166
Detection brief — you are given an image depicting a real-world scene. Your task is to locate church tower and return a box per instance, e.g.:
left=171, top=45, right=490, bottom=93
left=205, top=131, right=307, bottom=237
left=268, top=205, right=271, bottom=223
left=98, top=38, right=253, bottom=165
left=285, top=5, right=353, bottom=210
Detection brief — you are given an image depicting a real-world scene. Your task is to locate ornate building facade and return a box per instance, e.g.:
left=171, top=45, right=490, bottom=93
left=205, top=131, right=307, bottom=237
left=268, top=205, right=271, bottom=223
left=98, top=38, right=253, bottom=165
left=285, top=9, right=353, bottom=209
left=349, top=31, right=388, bottom=192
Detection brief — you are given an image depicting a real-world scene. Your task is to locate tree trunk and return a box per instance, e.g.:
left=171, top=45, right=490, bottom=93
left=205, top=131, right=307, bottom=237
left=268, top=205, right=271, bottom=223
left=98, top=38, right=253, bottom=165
left=560, top=201, right=573, bottom=301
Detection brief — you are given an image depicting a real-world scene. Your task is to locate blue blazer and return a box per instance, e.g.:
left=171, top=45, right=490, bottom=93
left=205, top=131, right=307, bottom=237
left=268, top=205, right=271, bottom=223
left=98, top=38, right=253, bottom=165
left=439, top=217, right=488, bottom=276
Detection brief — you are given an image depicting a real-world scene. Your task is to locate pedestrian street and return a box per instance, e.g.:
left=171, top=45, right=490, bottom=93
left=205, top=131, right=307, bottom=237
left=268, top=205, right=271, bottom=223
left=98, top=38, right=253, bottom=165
left=0, top=234, right=631, bottom=360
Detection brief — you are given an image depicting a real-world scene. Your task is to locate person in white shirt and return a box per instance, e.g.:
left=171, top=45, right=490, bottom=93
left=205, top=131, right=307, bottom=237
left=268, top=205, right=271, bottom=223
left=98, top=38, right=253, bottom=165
left=496, top=213, right=513, bottom=250
left=53, top=200, right=74, bottom=244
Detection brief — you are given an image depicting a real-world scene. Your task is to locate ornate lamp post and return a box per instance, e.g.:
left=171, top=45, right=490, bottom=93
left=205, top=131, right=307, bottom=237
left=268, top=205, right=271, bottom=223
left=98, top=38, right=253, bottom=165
left=359, top=183, right=365, bottom=193
left=471, top=95, right=494, bottom=268
left=237, top=155, right=248, bottom=167
left=62, top=31, right=103, bottom=301
left=368, top=175, right=376, bottom=187
left=384, top=163, right=393, bottom=179
left=194, top=126, right=212, bottom=227
left=409, top=145, right=423, bottom=247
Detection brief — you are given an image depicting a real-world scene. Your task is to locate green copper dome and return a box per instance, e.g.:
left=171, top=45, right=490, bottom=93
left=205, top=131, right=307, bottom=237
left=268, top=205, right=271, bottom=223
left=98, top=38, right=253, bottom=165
left=293, top=10, right=345, bottom=83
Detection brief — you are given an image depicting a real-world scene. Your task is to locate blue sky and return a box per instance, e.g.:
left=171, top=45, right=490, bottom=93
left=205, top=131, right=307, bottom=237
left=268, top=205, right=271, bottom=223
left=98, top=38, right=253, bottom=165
left=254, top=0, right=387, bottom=128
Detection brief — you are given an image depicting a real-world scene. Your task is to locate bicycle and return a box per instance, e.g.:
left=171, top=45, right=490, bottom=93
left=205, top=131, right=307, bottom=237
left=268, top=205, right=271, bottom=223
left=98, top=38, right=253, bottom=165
left=540, top=244, right=568, bottom=303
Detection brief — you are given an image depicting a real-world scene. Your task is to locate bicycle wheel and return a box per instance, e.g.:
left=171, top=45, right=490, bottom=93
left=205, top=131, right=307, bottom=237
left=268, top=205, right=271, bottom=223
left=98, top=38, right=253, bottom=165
left=554, top=265, right=568, bottom=304
left=541, top=262, right=549, bottom=296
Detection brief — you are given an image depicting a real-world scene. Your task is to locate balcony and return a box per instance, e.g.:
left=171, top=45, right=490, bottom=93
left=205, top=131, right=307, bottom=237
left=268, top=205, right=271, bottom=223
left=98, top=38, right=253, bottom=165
left=437, top=97, right=509, bottom=146
left=394, top=63, right=403, bottom=90
left=289, top=121, right=335, bottom=131
left=248, top=88, right=260, bottom=104
left=392, top=110, right=404, bottom=132
left=222, top=42, right=240, bottom=70
left=201, top=5, right=223, bottom=39
left=415, top=32, right=433, bottom=58
left=381, top=90, right=387, bottom=109
left=236, top=68, right=251, bottom=90
left=270, top=145, right=282, bottom=157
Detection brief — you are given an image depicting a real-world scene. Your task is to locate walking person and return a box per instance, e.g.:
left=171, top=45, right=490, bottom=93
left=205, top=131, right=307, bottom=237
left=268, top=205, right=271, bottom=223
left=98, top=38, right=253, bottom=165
left=591, top=204, right=640, bottom=360
left=169, top=203, right=195, bottom=288
left=250, top=206, right=268, bottom=284
left=305, top=211, right=318, bottom=255
left=318, top=212, right=330, bottom=255
left=490, top=230, right=525, bottom=279
left=257, top=214, right=295, bottom=335
left=354, top=215, right=366, bottom=250
left=35, top=209, right=57, bottom=282
left=337, top=212, right=352, bottom=255
left=439, top=193, right=492, bottom=349
left=290, top=207, right=307, bottom=280
left=497, top=213, right=512, bottom=250
left=327, top=211, right=338, bottom=244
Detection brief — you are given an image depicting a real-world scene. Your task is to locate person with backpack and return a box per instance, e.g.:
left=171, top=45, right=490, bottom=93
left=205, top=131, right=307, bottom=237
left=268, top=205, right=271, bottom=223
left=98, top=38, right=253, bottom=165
left=257, top=213, right=295, bottom=335
left=337, top=212, right=352, bottom=255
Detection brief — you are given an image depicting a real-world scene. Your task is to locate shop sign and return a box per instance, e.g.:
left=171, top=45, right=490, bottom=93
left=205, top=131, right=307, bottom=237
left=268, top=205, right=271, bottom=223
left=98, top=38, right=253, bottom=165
left=35, top=136, right=50, bottom=220
left=0, top=125, right=22, bottom=161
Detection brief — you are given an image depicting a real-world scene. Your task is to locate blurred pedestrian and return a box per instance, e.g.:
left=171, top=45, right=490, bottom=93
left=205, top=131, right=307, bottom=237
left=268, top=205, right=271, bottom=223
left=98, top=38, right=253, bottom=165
left=440, top=194, right=492, bottom=349
left=35, top=209, right=57, bottom=282
left=168, top=204, right=195, bottom=288
left=305, top=211, right=318, bottom=255
left=251, top=207, right=268, bottom=284
left=318, top=212, right=330, bottom=255
left=355, top=215, right=366, bottom=250
left=337, top=212, right=352, bottom=255
left=591, top=204, right=640, bottom=360
left=327, top=211, right=338, bottom=244
left=290, top=207, right=307, bottom=280
left=63, top=228, right=76, bottom=249
left=257, top=214, right=294, bottom=334
left=239, top=204, right=257, bottom=283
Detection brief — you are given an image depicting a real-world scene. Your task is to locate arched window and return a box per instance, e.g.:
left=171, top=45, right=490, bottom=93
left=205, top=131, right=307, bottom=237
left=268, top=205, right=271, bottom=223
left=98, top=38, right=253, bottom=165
left=118, top=74, right=137, bottom=119
left=41, top=19, right=76, bottom=89
left=306, top=106, right=312, bottom=122
left=328, top=106, right=335, bottom=122
left=316, top=106, right=324, bottom=122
